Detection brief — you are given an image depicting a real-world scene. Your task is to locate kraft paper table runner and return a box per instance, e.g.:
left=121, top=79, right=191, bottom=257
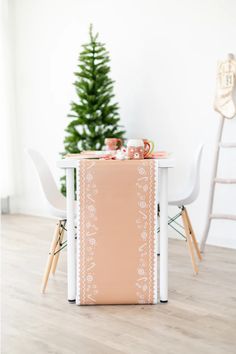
left=76, top=159, right=158, bottom=305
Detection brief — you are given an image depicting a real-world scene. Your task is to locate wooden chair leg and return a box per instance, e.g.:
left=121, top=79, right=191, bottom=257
left=185, top=208, right=202, bottom=261
left=41, top=222, right=60, bottom=293
left=51, top=220, right=65, bottom=275
left=181, top=209, right=199, bottom=275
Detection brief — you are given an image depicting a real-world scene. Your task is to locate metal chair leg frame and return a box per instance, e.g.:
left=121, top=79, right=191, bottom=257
left=158, top=205, right=202, bottom=273
left=51, top=220, right=67, bottom=275
left=41, top=219, right=79, bottom=293
left=41, top=221, right=61, bottom=293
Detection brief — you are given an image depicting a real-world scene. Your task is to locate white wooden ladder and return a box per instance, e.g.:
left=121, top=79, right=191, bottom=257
left=200, top=115, right=236, bottom=252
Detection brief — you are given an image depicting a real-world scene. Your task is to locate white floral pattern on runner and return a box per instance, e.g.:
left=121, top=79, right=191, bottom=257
left=135, top=161, right=155, bottom=304
left=77, top=159, right=157, bottom=305
left=80, top=160, right=98, bottom=304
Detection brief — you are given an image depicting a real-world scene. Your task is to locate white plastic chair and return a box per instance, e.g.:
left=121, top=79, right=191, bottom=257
left=168, top=144, right=204, bottom=208
left=28, top=149, right=66, bottom=218
left=28, top=148, right=67, bottom=293
left=159, top=144, right=204, bottom=274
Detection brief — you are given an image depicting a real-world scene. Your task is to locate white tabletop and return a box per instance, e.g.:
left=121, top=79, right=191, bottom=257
left=57, top=157, right=175, bottom=169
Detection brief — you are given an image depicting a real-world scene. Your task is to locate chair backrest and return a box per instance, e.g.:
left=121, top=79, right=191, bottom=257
left=184, top=144, right=204, bottom=205
left=27, top=149, right=65, bottom=211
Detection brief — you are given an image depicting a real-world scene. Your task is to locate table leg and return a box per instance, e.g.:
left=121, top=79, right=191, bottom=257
left=66, top=168, right=76, bottom=302
left=157, top=170, right=160, bottom=256
left=159, top=167, right=168, bottom=303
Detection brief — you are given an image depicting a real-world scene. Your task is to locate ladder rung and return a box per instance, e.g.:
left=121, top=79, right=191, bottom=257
left=214, top=178, right=236, bottom=184
left=210, top=214, right=236, bottom=221
left=220, top=142, right=236, bottom=148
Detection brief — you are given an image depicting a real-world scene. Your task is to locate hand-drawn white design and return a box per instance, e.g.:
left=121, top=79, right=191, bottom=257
left=135, top=160, right=155, bottom=304
left=80, top=161, right=98, bottom=304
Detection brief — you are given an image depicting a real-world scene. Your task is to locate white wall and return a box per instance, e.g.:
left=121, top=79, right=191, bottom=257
left=10, top=0, right=236, bottom=248
left=0, top=0, right=16, bottom=198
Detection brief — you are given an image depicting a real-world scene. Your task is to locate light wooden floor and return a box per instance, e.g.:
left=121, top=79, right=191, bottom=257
left=1, top=214, right=236, bottom=354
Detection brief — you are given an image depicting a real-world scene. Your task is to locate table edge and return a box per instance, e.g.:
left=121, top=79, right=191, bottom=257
left=57, top=158, right=175, bottom=169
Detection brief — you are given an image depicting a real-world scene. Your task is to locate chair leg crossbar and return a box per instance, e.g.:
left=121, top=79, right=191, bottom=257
left=41, top=219, right=67, bottom=293
left=157, top=212, right=186, bottom=239
left=158, top=206, right=202, bottom=274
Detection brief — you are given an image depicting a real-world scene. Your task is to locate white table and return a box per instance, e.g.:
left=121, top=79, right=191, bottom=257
left=57, top=158, right=174, bottom=303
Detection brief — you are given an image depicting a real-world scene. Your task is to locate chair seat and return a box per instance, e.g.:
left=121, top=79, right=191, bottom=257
left=49, top=200, right=77, bottom=220
left=168, top=193, right=190, bottom=207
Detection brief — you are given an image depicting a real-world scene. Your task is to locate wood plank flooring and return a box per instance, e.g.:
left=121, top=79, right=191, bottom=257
left=1, top=214, right=236, bottom=354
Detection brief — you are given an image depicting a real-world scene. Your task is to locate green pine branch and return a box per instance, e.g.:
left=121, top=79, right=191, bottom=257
left=61, top=24, right=126, bottom=195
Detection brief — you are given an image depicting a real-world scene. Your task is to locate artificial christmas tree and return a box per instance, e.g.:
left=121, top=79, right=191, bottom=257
left=61, top=25, right=125, bottom=195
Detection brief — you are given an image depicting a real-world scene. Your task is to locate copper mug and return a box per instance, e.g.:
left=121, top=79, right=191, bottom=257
left=143, top=139, right=154, bottom=157
left=105, top=138, right=122, bottom=151
left=127, top=139, right=154, bottom=159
